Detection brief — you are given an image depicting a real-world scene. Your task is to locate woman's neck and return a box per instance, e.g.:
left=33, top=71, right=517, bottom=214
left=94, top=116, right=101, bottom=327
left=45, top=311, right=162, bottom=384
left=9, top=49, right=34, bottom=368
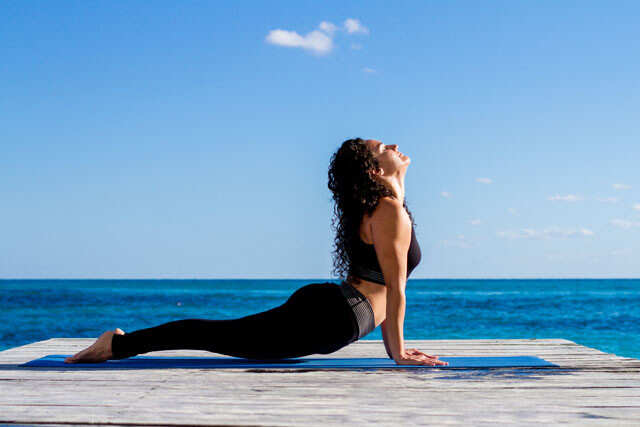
left=380, top=172, right=405, bottom=202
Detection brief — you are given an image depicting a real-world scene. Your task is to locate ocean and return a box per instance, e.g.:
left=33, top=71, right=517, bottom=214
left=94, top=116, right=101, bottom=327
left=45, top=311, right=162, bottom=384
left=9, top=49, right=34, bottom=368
left=1, top=279, right=638, bottom=359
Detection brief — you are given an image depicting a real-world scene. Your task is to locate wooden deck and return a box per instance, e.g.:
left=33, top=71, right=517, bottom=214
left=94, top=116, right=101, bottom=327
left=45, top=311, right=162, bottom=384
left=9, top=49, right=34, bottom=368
left=1, top=338, right=639, bottom=426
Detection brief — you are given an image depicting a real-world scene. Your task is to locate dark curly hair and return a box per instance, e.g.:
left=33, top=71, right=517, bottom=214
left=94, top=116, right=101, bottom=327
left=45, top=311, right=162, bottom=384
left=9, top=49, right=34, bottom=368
left=327, top=138, right=416, bottom=284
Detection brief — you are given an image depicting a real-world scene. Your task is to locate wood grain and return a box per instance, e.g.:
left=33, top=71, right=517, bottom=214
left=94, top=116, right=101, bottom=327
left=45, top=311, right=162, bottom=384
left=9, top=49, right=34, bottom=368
left=0, top=338, right=638, bottom=425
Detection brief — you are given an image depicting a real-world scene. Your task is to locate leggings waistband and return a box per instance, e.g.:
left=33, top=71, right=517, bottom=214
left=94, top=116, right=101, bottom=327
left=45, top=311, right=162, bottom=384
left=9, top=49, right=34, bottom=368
left=338, top=281, right=375, bottom=340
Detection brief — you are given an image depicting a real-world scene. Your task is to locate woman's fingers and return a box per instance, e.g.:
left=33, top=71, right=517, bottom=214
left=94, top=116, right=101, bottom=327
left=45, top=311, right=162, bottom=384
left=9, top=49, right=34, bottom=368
left=395, top=354, right=449, bottom=366
left=406, top=348, right=440, bottom=359
left=415, top=357, right=442, bottom=366
left=401, top=349, right=449, bottom=366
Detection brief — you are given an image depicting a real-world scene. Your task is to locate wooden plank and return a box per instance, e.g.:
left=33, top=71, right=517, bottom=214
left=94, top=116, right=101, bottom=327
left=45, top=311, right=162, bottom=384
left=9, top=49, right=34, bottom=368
left=0, top=339, right=638, bottom=425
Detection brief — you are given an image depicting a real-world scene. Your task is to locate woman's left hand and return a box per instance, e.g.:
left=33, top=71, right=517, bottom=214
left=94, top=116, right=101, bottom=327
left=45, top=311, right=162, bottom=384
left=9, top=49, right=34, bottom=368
left=404, top=348, right=449, bottom=365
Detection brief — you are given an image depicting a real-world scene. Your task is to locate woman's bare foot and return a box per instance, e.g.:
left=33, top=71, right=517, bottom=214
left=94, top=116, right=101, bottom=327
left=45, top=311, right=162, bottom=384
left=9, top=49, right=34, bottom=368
left=65, top=328, right=125, bottom=363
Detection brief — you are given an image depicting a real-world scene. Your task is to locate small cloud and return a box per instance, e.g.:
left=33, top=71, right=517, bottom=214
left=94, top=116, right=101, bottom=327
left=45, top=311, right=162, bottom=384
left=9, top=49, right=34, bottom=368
left=318, top=21, right=338, bottom=35
left=613, top=183, right=632, bottom=190
left=634, top=203, right=640, bottom=211
left=497, top=229, right=536, bottom=239
left=548, top=194, right=583, bottom=202
left=507, top=208, right=518, bottom=216
left=265, top=28, right=333, bottom=55
left=267, top=19, right=369, bottom=55
left=497, top=227, right=594, bottom=240
left=580, top=228, right=594, bottom=236
left=362, top=67, right=376, bottom=73
left=610, top=218, right=640, bottom=229
left=469, top=219, right=481, bottom=225
left=597, top=197, right=619, bottom=203
left=344, top=18, right=369, bottom=34
left=441, top=191, right=451, bottom=198
left=476, top=177, right=493, bottom=184
left=350, top=43, right=362, bottom=50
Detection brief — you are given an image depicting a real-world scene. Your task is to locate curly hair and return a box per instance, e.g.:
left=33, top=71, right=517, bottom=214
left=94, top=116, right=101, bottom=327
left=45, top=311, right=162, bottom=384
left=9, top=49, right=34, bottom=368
left=327, top=137, right=416, bottom=284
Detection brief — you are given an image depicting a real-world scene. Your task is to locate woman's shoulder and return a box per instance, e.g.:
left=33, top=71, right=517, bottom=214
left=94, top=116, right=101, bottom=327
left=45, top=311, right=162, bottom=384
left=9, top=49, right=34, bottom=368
left=370, top=197, right=407, bottom=223
left=377, top=196, right=403, bottom=207
left=366, top=197, right=412, bottom=249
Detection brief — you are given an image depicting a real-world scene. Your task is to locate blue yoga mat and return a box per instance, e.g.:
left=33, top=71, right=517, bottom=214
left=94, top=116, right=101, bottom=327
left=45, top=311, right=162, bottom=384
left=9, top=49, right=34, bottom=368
left=22, top=355, right=556, bottom=369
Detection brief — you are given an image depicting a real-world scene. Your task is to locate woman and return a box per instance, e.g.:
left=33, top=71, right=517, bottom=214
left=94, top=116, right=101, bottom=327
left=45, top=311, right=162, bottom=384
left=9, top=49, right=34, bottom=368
left=65, top=138, right=448, bottom=366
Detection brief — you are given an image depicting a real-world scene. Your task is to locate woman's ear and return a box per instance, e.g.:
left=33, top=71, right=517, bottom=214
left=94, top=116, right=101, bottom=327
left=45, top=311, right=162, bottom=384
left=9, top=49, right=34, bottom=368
left=370, top=167, right=384, bottom=179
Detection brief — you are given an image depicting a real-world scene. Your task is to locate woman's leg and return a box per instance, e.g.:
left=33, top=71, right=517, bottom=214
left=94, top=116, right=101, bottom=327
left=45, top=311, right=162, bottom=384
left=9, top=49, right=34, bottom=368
left=111, top=282, right=358, bottom=360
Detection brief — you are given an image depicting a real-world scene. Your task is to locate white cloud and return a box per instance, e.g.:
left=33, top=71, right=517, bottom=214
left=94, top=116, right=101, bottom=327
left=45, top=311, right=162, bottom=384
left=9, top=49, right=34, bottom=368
left=318, top=21, right=338, bottom=35
left=548, top=194, right=583, bottom=202
left=508, top=208, right=517, bottom=215
left=476, top=177, right=493, bottom=184
left=265, top=28, right=333, bottom=54
left=634, top=203, right=640, bottom=211
left=441, top=191, right=451, bottom=198
left=610, top=218, right=640, bottom=229
left=344, top=18, right=369, bottom=34
left=497, top=229, right=535, bottom=239
left=362, top=67, right=376, bottom=73
left=497, top=227, right=595, bottom=240
left=613, top=183, right=632, bottom=190
left=351, top=43, right=362, bottom=50
left=580, top=228, right=594, bottom=236
left=469, top=219, right=481, bottom=225
left=266, top=18, right=369, bottom=55
left=597, top=197, right=619, bottom=203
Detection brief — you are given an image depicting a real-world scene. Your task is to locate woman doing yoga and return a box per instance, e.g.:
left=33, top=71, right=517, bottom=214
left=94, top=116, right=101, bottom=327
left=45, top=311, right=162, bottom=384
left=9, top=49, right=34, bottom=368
left=65, top=138, right=448, bottom=366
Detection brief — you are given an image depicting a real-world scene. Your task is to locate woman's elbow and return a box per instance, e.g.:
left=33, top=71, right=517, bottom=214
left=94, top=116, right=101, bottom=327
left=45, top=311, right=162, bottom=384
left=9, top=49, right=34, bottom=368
left=385, top=287, right=406, bottom=306
left=385, top=282, right=406, bottom=297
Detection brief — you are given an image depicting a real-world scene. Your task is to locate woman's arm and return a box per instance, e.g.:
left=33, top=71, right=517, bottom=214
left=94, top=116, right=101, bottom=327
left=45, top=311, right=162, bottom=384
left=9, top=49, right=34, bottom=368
left=369, top=198, right=411, bottom=361
left=371, top=198, right=447, bottom=366
left=380, top=319, right=393, bottom=359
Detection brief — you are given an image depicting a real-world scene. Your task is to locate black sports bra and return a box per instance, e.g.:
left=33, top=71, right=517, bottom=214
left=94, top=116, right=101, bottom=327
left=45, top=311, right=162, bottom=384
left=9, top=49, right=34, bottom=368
left=349, top=225, right=422, bottom=285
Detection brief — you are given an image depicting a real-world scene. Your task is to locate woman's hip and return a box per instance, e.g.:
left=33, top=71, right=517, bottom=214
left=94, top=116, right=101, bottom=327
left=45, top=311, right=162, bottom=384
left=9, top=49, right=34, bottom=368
left=286, top=281, right=374, bottom=342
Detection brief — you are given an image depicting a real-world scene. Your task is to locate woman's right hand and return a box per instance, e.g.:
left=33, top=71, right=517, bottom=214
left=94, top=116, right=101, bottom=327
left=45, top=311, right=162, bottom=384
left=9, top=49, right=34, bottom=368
left=393, top=348, right=449, bottom=366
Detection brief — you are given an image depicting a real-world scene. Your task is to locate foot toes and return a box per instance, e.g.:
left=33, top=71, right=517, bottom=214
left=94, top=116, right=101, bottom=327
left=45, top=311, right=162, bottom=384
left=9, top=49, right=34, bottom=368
left=66, top=329, right=122, bottom=364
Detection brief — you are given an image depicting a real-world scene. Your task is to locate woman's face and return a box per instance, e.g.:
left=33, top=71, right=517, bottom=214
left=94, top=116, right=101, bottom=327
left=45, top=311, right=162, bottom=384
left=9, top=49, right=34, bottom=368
left=364, top=139, right=410, bottom=176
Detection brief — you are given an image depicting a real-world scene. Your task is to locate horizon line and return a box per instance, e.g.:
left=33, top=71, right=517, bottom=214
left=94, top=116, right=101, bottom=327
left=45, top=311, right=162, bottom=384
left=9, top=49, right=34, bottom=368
left=1, top=277, right=640, bottom=280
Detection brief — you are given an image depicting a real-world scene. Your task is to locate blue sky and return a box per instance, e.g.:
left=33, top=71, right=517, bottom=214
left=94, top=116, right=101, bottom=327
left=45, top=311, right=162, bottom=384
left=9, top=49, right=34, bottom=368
left=1, top=1, right=639, bottom=278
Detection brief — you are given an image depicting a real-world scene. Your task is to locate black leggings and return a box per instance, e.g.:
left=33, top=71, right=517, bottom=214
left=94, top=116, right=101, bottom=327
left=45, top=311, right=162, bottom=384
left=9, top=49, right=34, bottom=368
left=111, top=282, right=360, bottom=360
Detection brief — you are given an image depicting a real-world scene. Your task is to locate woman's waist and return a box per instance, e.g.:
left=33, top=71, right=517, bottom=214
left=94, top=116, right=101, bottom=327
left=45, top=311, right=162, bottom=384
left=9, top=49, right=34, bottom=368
left=338, top=281, right=376, bottom=340
left=346, top=277, right=387, bottom=303
left=345, top=277, right=386, bottom=327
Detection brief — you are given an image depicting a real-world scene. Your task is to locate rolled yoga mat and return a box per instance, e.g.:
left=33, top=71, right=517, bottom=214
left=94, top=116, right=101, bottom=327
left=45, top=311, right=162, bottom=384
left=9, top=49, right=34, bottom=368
left=22, top=355, right=557, bottom=369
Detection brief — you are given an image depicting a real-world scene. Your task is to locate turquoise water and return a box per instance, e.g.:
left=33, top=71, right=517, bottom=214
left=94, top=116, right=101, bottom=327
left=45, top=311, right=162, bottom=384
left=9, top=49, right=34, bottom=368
left=1, top=279, right=638, bottom=359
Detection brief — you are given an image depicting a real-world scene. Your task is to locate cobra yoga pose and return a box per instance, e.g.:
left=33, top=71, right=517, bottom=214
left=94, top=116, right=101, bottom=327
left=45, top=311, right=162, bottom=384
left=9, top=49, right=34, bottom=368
left=65, top=138, right=448, bottom=367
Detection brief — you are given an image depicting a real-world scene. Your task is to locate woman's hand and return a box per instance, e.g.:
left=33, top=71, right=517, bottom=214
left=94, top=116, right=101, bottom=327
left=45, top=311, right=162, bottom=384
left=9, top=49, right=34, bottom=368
left=394, top=348, right=449, bottom=366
